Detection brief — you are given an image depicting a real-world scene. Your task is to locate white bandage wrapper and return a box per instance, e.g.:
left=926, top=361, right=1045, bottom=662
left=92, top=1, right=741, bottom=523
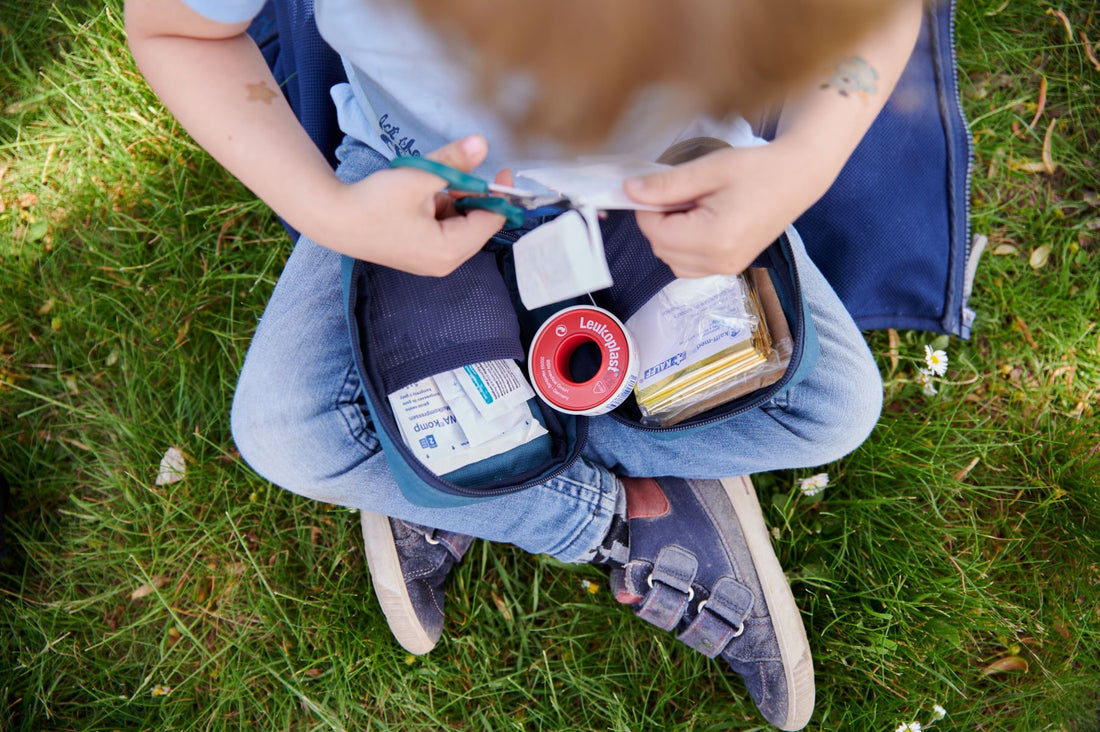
left=436, top=367, right=534, bottom=447
left=388, top=367, right=547, bottom=476
left=450, top=360, right=536, bottom=422
left=513, top=208, right=612, bottom=310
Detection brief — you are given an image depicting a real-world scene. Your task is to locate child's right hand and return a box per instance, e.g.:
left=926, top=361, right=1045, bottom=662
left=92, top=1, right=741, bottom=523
left=317, top=135, right=507, bottom=277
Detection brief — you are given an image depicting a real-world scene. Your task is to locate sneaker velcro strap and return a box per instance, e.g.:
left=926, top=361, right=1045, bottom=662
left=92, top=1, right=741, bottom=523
left=677, top=577, right=755, bottom=659
left=434, top=530, right=475, bottom=560
left=636, top=546, right=697, bottom=632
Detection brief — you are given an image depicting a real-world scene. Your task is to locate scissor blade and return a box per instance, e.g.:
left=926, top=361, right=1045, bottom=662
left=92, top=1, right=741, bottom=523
left=486, top=182, right=537, bottom=197
left=487, top=182, right=568, bottom=209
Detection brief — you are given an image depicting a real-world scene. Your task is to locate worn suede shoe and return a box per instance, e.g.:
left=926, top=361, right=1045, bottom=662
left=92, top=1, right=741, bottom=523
left=610, top=475, right=815, bottom=730
left=360, top=511, right=473, bottom=655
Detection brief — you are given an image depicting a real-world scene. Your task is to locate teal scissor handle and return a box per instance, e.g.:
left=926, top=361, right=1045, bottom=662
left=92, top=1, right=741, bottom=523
left=454, top=196, right=526, bottom=229
left=390, top=155, right=526, bottom=228
left=391, top=155, right=490, bottom=194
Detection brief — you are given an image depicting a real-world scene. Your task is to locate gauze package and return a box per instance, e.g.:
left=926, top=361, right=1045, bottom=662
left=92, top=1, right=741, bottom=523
left=450, top=360, right=536, bottom=422
left=512, top=208, right=612, bottom=310
left=388, top=360, right=547, bottom=476
left=511, top=157, right=693, bottom=310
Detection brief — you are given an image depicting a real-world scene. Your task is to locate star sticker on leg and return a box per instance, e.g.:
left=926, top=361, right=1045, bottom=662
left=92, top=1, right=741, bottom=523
left=246, top=82, right=277, bottom=104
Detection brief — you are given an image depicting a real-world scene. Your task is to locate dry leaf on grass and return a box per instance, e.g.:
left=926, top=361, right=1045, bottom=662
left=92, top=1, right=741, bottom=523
left=1011, top=160, right=1049, bottom=174
left=1029, top=245, right=1052, bottom=269
left=491, top=591, right=513, bottom=622
left=980, top=655, right=1029, bottom=676
left=156, top=446, right=186, bottom=485
left=1041, top=118, right=1057, bottom=175
left=953, top=456, right=981, bottom=482
left=1045, top=8, right=1073, bottom=42
left=887, top=329, right=900, bottom=376
left=1082, top=31, right=1100, bottom=72
left=131, top=576, right=168, bottom=600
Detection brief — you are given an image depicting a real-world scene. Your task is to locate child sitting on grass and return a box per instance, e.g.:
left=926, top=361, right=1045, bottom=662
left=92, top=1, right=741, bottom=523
left=125, top=1, right=922, bottom=728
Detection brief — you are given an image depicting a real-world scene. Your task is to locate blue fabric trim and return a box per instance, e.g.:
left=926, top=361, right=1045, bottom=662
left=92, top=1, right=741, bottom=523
left=932, top=0, right=975, bottom=337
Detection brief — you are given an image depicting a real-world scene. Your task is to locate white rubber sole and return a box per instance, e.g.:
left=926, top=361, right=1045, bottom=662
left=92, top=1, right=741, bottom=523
left=359, top=510, right=436, bottom=655
left=720, top=476, right=815, bottom=731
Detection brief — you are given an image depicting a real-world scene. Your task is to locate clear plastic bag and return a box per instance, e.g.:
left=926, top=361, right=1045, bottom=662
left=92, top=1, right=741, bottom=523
left=627, top=268, right=791, bottom=426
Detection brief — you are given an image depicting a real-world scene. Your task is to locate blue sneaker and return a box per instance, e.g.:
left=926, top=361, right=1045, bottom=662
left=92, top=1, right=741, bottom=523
left=360, top=511, right=474, bottom=655
left=610, top=475, right=815, bottom=730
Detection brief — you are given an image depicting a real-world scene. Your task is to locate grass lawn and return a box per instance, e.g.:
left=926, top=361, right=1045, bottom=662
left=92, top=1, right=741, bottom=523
left=1, top=1, right=1098, bottom=729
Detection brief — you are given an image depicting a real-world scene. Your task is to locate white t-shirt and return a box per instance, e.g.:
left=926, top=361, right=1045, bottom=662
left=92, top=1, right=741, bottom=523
left=182, top=0, right=762, bottom=177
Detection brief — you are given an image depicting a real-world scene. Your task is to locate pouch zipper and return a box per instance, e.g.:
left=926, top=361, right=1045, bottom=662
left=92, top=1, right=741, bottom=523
left=933, top=0, right=975, bottom=336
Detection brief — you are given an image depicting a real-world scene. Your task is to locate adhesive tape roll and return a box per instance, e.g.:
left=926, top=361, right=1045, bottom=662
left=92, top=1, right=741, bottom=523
left=528, top=305, right=639, bottom=416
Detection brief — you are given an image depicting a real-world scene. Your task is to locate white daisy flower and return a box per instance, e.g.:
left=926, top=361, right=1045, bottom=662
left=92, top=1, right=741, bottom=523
left=895, top=723, right=922, bottom=732
left=924, top=344, right=948, bottom=376
left=932, top=704, right=946, bottom=720
left=917, top=368, right=938, bottom=396
left=798, top=473, right=829, bottom=496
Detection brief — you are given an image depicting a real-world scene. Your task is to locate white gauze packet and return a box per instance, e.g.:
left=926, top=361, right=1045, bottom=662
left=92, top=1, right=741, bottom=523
left=388, top=370, right=547, bottom=476
left=451, top=359, right=537, bottom=422
left=435, top=366, right=540, bottom=447
left=512, top=208, right=612, bottom=310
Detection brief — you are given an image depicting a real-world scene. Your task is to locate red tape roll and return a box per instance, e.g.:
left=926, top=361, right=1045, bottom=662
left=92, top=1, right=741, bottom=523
left=528, top=306, right=639, bottom=415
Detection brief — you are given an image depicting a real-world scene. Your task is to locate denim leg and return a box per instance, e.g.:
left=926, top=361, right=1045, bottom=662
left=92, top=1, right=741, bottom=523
left=580, top=226, right=883, bottom=477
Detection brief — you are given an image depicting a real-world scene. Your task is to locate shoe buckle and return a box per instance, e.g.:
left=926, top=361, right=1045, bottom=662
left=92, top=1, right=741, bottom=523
left=423, top=530, right=440, bottom=545
left=646, top=572, right=694, bottom=602
left=696, top=598, right=745, bottom=638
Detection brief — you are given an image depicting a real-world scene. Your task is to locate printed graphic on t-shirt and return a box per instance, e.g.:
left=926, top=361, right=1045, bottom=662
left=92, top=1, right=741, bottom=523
left=378, top=113, right=422, bottom=157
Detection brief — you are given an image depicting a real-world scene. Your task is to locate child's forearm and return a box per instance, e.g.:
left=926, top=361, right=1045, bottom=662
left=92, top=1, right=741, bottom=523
left=126, top=1, right=505, bottom=275
left=771, top=0, right=924, bottom=201
left=125, top=0, right=343, bottom=245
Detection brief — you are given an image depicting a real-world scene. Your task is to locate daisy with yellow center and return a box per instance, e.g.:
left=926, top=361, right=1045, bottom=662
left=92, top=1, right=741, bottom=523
left=798, top=472, right=829, bottom=496
left=916, top=368, right=937, bottom=396
left=924, top=344, right=948, bottom=376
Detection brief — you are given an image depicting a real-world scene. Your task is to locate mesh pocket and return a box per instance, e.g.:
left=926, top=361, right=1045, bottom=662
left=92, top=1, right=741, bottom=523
left=594, top=212, right=675, bottom=320
left=359, top=251, right=524, bottom=393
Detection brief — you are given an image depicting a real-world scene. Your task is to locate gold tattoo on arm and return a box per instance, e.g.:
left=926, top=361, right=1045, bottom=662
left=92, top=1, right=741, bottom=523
left=245, top=81, right=278, bottom=104
left=819, top=56, right=879, bottom=100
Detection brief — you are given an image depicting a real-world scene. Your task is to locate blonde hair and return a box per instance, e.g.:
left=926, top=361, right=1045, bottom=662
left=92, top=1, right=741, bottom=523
left=408, top=0, right=908, bottom=148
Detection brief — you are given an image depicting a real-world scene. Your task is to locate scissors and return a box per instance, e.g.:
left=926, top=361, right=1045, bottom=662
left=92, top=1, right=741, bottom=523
left=391, top=155, right=565, bottom=228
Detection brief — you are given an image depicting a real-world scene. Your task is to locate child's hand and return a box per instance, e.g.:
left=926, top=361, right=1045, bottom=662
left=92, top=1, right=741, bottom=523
left=323, top=135, right=507, bottom=276
left=624, top=143, right=828, bottom=278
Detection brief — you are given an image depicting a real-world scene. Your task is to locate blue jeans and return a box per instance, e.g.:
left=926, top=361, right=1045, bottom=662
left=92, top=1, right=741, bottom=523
left=230, top=138, right=882, bottom=563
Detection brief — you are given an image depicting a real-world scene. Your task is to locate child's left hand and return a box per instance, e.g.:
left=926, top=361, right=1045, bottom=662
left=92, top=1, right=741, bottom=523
left=624, top=143, right=830, bottom=278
